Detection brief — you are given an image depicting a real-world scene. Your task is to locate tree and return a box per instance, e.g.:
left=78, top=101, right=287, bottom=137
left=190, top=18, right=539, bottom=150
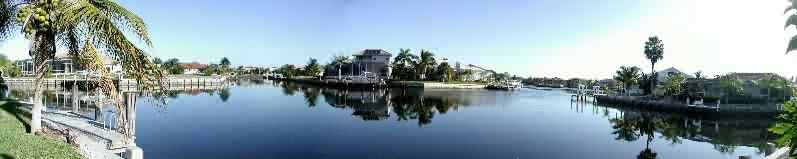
left=771, top=96, right=797, bottom=157
left=458, top=69, right=474, bottom=82
left=435, top=62, right=454, bottom=82
left=4, top=62, right=20, bottom=77
left=718, top=74, right=744, bottom=103
left=0, top=53, right=11, bottom=77
left=152, top=57, right=162, bottom=65
left=202, top=64, right=220, bottom=76
left=162, top=58, right=179, bottom=68
left=326, top=55, right=351, bottom=78
left=694, top=71, right=703, bottom=79
left=219, top=57, right=231, bottom=74
left=3, top=0, right=162, bottom=135
left=644, top=36, right=664, bottom=94
left=775, top=3, right=797, bottom=157
left=220, top=57, right=230, bottom=66
left=304, top=58, right=322, bottom=77
left=662, top=73, right=685, bottom=96
left=639, top=72, right=657, bottom=95
left=276, top=64, right=297, bottom=78
left=613, top=66, right=641, bottom=96
left=785, top=0, right=797, bottom=53
left=168, top=64, right=184, bottom=74
left=391, top=48, right=417, bottom=80
left=416, top=49, right=436, bottom=80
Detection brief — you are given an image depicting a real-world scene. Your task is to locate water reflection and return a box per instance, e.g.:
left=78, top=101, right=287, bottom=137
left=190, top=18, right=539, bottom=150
left=277, top=81, right=469, bottom=126
left=593, top=102, right=778, bottom=158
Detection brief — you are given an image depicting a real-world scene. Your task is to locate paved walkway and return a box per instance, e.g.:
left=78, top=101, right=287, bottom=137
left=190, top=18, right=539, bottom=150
left=40, top=109, right=126, bottom=159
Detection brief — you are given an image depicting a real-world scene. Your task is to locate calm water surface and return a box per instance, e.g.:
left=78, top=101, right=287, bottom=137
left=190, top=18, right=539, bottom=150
left=9, top=80, right=780, bottom=159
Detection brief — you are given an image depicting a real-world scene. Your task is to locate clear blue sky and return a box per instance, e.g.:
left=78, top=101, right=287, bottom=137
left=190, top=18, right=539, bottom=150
left=1, top=0, right=795, bottom=79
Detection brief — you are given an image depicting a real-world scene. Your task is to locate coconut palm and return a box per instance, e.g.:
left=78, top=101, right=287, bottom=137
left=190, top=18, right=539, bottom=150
left=613, top=66, right=641, bottom=96
left=391, top=48, right=417, bottom=80
left=785, top=0, right=797, bottom=53
left=416, top=49, right=436, bottom=80
left=644, top=36, right=664, bottom=93
left=1, top=0, right=161, bottom=138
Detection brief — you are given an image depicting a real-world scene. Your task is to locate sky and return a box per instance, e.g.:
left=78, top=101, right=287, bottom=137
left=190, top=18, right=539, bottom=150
left=0, top=0, right=796, bottom=79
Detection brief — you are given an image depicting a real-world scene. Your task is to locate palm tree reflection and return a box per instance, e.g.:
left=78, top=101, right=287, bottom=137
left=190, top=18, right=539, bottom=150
left=280, top=82, right=467, bottom=127
left=605, top=106, right=777, bottom=158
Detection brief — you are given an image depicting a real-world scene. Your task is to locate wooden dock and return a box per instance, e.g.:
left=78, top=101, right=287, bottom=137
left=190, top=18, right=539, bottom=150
left=5, top=75, right=228, bottom=91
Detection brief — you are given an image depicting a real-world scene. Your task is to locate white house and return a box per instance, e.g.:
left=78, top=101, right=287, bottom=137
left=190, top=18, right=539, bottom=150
left=181, top=63, right=208, bottom=75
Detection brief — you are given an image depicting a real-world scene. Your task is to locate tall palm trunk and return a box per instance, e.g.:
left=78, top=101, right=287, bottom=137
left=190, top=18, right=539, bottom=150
left=30, top=60, right=46, bottom=134
left=29, top=32, right=56, bottom=134
left=650, top=63, right=656, bottom=95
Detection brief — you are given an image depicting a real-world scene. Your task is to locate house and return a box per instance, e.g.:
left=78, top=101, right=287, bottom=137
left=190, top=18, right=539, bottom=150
left=18, top=53, right=122, bottom=76
left=702, top=73, right=793, bottom=100
left=181, top=62, right=208, bottom=75
left=325, top=49, right=392, bottom=79
left=453, top=63, right=491, bottom=82
left=352, top=49, right=392, bottom=79
left=655, top=67, right=693, bottom=83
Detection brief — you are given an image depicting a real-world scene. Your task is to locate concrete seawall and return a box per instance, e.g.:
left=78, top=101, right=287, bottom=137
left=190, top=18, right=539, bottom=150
left=421, top=82, right=486, bottom=89
left=594, top=95, right=782, bottom=114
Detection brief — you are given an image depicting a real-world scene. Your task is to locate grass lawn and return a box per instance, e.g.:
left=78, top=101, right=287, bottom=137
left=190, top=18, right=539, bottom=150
left=0, top=100, right=83, bottom=159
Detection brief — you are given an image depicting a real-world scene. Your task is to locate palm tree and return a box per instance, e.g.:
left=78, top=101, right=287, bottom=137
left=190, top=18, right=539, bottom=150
left=328, top=55, right=351, bottom=79
left=219, top=57, right=231, bottom=74
left=391, top=49, right=418, bottom=80
left=152, top=57, right=162, bottom=65
left=694, top=71, right=703, bottom=79
left=785, top=0, right=797, bottom=53
left=3, top=0, right=161, bottom=137
left=613, top=66, right=641, bottom=96
left=644, top=36, right=664, bottom=93
left=304, top=58, right=322, bottom=77
left=416, top=49, right=436, bottom=80
left=391, top=48, right=417, bottom=80
left=436, top=62, right=454, bottom=82
left=220, top=57, right=231, bottom=66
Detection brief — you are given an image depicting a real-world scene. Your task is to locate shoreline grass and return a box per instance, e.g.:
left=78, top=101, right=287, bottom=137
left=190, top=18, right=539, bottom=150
left=0, top=100, right=83, bottom=159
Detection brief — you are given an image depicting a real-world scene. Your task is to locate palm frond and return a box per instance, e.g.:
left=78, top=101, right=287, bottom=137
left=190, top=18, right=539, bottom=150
left=787, top=14, right=797, bottom=30
left=89, top=0, right=151, bottom=47
left=63, top=0, right=162, bottom=90
left=0, top=0, right=16, bottom=40
left=788, top=36, right=797, bottom=54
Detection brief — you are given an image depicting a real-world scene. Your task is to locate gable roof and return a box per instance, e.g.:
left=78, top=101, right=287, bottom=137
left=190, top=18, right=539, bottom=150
left=181, top=63, right=208, bottom=69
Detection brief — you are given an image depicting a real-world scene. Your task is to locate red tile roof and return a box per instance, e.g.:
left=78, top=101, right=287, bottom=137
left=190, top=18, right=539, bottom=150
left=181, top=63, right=208, bottom=69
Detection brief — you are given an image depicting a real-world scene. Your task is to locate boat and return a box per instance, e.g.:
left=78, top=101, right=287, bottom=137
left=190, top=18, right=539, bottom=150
left=486, top=80, right=523, bottom=90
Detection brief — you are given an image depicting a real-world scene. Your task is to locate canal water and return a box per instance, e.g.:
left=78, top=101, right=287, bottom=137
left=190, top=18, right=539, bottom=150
left=6, top=80, right=779, bottom=159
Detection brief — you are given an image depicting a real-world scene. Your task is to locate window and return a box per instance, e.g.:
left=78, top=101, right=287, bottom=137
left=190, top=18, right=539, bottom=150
left=761, top=88, right=768, bottom=95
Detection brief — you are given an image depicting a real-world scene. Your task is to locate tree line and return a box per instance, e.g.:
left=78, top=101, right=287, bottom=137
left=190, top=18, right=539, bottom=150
left=391, top=48, right=471, bottom=82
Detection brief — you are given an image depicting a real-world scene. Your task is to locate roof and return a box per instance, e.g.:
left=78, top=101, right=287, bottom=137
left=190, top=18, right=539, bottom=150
left=46, top=52, right=117, bottom=65
left=656, top=67, right=694, bottom=80
left=181, top=63, right=208, bottom=69
left=354, top=49, right=392, bottom=56
left=729, top=73, right=783, bottom=81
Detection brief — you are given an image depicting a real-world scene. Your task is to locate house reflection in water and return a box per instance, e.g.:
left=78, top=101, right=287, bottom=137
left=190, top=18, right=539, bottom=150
left=278, top=81, right=469, bottom=126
